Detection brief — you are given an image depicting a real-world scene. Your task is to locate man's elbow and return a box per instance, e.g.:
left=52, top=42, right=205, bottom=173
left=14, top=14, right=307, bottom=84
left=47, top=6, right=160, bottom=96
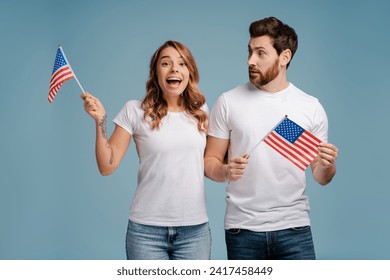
left=317, top=178, right=332, bottom=186
left=204, top=158, right=215, bottom=180
left=315, top=171, right=336, bottom=186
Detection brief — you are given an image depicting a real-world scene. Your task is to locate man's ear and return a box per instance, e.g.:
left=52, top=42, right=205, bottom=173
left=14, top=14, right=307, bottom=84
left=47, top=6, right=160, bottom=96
left=280, top=49, right=292, bottom=67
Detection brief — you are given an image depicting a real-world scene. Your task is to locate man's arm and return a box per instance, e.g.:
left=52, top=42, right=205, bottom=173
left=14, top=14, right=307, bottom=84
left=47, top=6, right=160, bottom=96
left=204, top=136, right=248, bottom=182
left=311, top=142, right=338, bottom=185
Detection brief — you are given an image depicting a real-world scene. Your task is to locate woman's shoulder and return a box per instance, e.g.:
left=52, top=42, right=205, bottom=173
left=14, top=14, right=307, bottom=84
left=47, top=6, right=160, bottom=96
left=123, top=99, right=142, bottom=108
left=121, top=100, right=144, bottom=113
left=200, top=102, right=209, bottom=115
left=115, top=100, right=144, bottom=119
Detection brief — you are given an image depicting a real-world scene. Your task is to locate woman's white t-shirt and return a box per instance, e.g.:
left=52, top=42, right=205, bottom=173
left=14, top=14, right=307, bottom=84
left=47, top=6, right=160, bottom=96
left=113, top=100, right=208, bottom=226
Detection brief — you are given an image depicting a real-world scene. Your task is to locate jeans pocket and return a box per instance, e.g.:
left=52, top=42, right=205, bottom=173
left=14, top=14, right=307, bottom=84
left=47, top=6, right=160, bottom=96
left=291, top=225, right=310, bottom=232
left=226, top=228, right=241, bottom=235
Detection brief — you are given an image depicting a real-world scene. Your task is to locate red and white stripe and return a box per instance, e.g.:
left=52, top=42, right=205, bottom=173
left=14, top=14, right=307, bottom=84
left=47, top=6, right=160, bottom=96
left=264, top=130, right=321, bottom=171
left=48, top=65, right=74, bottom=103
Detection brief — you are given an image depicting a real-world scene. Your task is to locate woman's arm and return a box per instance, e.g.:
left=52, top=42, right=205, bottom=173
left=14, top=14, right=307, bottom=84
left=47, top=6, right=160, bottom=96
left=81, top=92, right=131, bottom=176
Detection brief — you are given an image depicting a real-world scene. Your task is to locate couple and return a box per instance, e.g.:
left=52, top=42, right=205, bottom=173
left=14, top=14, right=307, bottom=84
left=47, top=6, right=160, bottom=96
left=81, top=17, right=338, bottom=260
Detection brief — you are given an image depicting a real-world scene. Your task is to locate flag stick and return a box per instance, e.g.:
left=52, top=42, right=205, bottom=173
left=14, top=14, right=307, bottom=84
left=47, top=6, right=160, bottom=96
left=246, top=115, right=288, bottom=156
left=59, top=45, right=85, bottom=93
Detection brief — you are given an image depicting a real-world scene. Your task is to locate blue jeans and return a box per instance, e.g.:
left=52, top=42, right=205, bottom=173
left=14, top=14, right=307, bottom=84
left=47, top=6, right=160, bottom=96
left=126, top=220, right=211, bottom=260
left=225, top=226, right=316, bottom=260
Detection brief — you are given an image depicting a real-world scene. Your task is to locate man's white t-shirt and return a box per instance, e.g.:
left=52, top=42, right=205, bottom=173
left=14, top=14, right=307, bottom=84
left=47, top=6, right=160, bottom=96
left=114, top=100, right=208, bottom=226
left=208, top=82, right=328, bottom=231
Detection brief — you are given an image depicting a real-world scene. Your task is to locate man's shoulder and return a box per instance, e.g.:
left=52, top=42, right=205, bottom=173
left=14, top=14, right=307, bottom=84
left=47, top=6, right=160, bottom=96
left=219, top=83, right=256, bottom=104
left=223, top=82, right=252, bottom=95
left=289, top=83, right=320, bottom=104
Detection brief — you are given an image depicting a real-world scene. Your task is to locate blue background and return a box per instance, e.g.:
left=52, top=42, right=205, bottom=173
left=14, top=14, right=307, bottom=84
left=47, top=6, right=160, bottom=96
left=1, top=0, right=389, bottom=260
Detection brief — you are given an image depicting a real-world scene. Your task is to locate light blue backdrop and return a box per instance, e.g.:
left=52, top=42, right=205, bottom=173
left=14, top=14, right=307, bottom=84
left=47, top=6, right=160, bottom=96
left=1, top=0, right=389, bottom=260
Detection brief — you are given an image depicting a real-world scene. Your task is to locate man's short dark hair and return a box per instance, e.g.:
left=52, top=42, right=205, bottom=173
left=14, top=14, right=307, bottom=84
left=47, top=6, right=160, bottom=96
left=249, top=17, right=298, bottom=68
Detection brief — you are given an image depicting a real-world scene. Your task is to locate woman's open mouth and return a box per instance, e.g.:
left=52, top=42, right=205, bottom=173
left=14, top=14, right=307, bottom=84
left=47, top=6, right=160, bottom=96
left=166, top=77, right=182, bottom=87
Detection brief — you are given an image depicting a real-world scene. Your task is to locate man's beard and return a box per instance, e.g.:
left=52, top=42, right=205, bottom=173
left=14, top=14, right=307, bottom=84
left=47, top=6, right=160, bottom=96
left=249, top=58, right=279, bottom=87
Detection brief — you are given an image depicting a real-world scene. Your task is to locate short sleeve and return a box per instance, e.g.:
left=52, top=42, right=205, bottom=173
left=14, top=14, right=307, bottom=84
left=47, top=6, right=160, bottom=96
left=113, top=100, right=141, bottom=135
left=201, top=102, right=209, bottom=117
left=311, top=101, right=328, bottom=143
left=208, top=94, right=230, bottom=139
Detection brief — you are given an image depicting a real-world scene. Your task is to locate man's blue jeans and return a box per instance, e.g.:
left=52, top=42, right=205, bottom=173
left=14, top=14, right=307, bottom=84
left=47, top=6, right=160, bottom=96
left=126, top=220, right=211, bottom=260
left=225, top=226, right=316, bottom=260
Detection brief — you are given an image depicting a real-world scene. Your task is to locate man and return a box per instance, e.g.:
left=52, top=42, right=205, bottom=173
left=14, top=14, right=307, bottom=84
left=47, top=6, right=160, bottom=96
left=205, top=17, right=338, bottom=260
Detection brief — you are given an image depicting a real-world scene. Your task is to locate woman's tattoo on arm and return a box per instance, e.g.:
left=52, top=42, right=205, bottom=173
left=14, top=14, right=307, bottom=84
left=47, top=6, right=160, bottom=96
left=99, top=114, right=113, bottom=165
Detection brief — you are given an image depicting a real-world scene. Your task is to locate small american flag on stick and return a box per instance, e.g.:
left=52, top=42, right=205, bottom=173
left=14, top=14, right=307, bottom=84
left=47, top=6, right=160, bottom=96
left=48, top=46, right=84, bottom=103
left=263, top=116, right=321, bottom=171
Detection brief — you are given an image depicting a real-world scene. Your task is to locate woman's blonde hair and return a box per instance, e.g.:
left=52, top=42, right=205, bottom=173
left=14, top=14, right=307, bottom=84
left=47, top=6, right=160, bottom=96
left=141, top=40, right=207, bottom=132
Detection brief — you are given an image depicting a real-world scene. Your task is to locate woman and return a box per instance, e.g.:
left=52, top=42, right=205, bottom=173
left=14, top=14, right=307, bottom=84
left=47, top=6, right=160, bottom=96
left=81, top=41, right=210, bottom=260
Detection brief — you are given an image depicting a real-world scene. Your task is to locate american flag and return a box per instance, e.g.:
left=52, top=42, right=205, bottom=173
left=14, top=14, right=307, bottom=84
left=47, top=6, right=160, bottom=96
left=48, top=46, right=75, bottom=103
left=264, top=117, right=321, bottom=171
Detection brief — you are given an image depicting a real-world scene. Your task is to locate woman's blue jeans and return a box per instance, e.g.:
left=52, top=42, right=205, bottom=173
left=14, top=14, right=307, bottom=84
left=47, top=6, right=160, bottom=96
left=225, top=226, right=316, bottom=260
left=126, top=220, right=211, bottom=260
